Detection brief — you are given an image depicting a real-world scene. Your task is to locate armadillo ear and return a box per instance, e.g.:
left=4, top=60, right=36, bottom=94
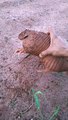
left=18, top=31, right=25, bottom=40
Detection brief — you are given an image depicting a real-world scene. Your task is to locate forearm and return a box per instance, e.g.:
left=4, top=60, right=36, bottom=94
left=60, top=49, right=68, bottom=57
left=53, top=48, right=68, bottom=57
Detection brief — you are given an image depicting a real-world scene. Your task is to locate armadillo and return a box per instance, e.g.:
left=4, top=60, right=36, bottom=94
left=18, top=29, right=68, bottom=72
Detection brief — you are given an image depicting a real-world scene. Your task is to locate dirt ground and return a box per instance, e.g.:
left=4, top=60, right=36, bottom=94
left=0, top=0, right=68, bottom=120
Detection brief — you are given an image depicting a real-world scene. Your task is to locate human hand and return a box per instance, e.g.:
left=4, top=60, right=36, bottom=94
left=39, top=27, right=68, bottom=58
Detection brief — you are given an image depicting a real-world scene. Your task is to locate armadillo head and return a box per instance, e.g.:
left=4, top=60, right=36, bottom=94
left=18, top=29, right=32, bottom=40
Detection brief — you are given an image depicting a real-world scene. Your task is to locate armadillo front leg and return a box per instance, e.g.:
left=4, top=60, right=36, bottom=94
left=16, top=48, right=26, bottom=54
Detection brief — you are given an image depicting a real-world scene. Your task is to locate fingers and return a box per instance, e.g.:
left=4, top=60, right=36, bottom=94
left=39, top=27, right=58, bottom=58
left=48, top=26, right=53, bottom=33
left=39, top=48, right=52, bottom=58
left=48, top=27, right=57, bottom=45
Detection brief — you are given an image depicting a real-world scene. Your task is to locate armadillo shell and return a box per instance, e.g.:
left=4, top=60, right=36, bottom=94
left=43, top=55, right=65, bottom=72
left=42, top=56, right=68, bottom=72
left=21, top=30, right=68, bottom=72
left=23, top=32, right=50, bottom=56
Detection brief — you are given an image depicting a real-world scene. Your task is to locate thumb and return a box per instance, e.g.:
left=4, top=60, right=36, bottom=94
left=39, top=47, right=52, bottom=58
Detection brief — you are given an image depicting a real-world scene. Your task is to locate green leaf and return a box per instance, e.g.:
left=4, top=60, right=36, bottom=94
left=34, top=94, right=40, bottom=110
left=31, top=89, right=43, bottom=110
left=49, top=106, right=60, bottom=120
left=34, top=91, right=43, bottom=110
left=34, top=91, right=43, bottom=96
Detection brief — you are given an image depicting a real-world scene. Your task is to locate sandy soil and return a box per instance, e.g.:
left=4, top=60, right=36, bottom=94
left=0, top=0, right=68, bottom=120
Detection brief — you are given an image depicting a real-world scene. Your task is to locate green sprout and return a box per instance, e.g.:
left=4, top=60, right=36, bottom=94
left=31, top=88, right=44, bottom=120
left=31, top=88, right=43, bottom=110
left=31, top=88, right=60, bottom=120
left=49, top=106, right=60, bottom=120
